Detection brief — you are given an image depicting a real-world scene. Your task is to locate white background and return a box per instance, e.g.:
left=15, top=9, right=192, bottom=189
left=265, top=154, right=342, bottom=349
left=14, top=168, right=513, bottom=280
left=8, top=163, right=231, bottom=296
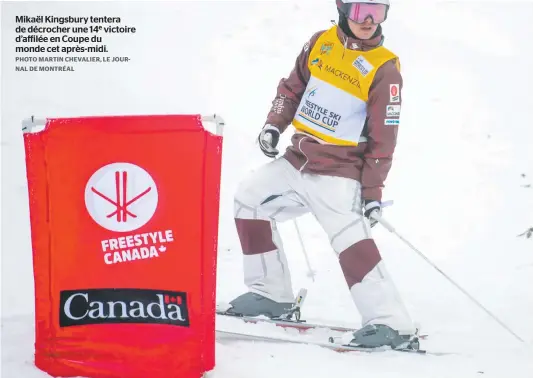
left=1, top=1, right=533, bottom=377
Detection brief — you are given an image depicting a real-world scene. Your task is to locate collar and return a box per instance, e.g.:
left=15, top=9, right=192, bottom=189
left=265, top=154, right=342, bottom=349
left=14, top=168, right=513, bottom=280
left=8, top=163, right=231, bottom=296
left=334, top=24, right=384, bottom=52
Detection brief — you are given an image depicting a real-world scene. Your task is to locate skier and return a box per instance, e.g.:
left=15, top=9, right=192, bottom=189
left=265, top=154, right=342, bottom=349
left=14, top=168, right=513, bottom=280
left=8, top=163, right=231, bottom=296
left=226, top=0, right=417, bottom=349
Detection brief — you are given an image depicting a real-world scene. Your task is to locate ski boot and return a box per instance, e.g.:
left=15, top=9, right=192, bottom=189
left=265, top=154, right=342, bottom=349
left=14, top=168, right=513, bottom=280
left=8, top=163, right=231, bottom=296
left=223, top=292, right=295, bottom=319
left=349, top=324, right=420, bottom=351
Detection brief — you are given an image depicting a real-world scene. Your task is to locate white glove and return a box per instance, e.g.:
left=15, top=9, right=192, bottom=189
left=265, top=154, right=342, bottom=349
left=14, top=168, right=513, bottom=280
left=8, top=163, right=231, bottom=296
left=363, top=200, right=382, bottom=228
left=258, top=124, right=280, bottom=158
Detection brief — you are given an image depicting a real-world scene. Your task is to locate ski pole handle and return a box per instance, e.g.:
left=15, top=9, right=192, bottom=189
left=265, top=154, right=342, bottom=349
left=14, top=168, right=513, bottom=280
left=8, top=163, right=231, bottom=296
left=381, top=200, right=394, bottom=208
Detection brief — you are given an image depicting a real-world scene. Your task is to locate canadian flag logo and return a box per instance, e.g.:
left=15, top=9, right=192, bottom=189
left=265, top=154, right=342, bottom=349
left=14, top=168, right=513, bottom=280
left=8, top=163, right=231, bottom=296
left=85, top=163, right=158, bottom=232
left=390, top=84, right=400, bottom=103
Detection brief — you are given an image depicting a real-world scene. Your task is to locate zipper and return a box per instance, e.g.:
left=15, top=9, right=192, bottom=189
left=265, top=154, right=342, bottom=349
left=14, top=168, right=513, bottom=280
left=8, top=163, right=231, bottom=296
left=297, top=136, right=310, bottom=172
left=342, top=36, right=347, bottom=59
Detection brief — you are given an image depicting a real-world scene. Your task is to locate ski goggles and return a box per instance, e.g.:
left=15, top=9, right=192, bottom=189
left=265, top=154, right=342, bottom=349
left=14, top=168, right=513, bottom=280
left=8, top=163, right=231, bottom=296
left=340, top=2, right=388, bottom=24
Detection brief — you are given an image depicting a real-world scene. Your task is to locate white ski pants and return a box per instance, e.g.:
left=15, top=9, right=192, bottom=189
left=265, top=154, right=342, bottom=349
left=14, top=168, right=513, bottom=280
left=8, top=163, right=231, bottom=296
left=233, top=158, right=415, bottom=334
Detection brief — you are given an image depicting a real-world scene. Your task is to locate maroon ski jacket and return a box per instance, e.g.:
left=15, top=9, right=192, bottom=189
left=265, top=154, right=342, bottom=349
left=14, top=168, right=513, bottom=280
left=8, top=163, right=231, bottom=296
left=264, top=26, right=403, bottom=202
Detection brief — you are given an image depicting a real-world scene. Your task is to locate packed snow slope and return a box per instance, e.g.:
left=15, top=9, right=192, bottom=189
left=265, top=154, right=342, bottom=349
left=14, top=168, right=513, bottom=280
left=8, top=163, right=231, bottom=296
left=2, top=1, right=533, bottom=377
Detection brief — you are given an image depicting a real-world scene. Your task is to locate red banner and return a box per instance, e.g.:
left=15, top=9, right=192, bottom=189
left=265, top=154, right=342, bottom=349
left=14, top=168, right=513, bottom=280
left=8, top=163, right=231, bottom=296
left=23, top=115, right=223, bottom=378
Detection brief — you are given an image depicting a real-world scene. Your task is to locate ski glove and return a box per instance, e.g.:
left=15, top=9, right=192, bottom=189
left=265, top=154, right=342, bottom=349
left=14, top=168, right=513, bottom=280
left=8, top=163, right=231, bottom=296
left=258, top=124, right=280, bottom=158
left=364, top=200, right=382, bottom=228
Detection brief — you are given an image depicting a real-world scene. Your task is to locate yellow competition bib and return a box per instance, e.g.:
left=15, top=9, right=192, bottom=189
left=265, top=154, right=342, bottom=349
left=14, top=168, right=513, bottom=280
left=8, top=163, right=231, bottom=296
left=292, top=26, right=399, bottom=146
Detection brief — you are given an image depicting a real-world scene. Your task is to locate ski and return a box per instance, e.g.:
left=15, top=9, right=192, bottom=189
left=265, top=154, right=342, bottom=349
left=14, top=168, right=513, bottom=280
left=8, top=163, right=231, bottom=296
left=216, top=311, right=428, bottom=339
left=215, top=329, right=449, bottom=356
left=216, top=311, right=361, bottom=333
left=217, top=287, right=427, bottom=338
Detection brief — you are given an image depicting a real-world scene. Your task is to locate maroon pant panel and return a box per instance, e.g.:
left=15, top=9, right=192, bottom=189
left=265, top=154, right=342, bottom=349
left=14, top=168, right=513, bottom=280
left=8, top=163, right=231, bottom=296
left=235, top=218, right=277, bottom=255
left=339, top=239, right=382, bottom=288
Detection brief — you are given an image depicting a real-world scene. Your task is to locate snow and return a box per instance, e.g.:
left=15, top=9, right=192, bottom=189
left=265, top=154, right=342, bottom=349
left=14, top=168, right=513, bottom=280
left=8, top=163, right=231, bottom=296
left=2, top=1, right=533, bottom=377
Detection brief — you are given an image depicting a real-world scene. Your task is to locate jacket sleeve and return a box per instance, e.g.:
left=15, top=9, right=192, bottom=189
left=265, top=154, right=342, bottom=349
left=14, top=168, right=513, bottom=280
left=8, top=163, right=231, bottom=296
left=264, top=31, right=325, bottom=132
left=360, top=59, right=403, bottom=202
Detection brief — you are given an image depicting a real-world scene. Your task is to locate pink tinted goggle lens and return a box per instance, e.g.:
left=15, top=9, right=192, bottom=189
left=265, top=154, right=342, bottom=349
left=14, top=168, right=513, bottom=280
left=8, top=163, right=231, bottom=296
left=347, top=3, right=387, bottom=24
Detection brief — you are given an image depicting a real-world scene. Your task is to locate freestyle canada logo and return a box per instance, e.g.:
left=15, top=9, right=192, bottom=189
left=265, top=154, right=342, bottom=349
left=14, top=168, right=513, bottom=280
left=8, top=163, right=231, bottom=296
left=59, top=288, right=190, bottom=327
left=100, top=231, right=174, bottom=265
left=85, top=162, right=175, bottom=265
left=85, top=162, right=157, bottom=232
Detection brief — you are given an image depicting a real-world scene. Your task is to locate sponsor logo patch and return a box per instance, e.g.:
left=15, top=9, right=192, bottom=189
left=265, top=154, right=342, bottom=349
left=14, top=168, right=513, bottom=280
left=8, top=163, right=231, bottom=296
left=59, top=288, right=190, bottom=327
left=305, top=86, right=318, bottom=98
left=352, top=56, right=374, bottom=77
left=390, top=84, right=400, bottom=103
left=384, top=118, right=400, bottom=126
left=311, top=57, right=323, bottom=70
left=298, top=86, right=342, bottom=132
left=386, top=105, right=401, bottom=117
left=320, top=42, right=334, bottom=55
left=324, top=64, right=360, bottom=88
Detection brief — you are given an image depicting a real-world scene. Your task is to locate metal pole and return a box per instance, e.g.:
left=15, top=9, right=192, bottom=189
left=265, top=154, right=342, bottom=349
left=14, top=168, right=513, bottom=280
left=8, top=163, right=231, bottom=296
left=371, top=212, right=525, bottom=344
left=201, top=114, right=225, bottom=136
left=294, top=219, right=316, bottom=282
